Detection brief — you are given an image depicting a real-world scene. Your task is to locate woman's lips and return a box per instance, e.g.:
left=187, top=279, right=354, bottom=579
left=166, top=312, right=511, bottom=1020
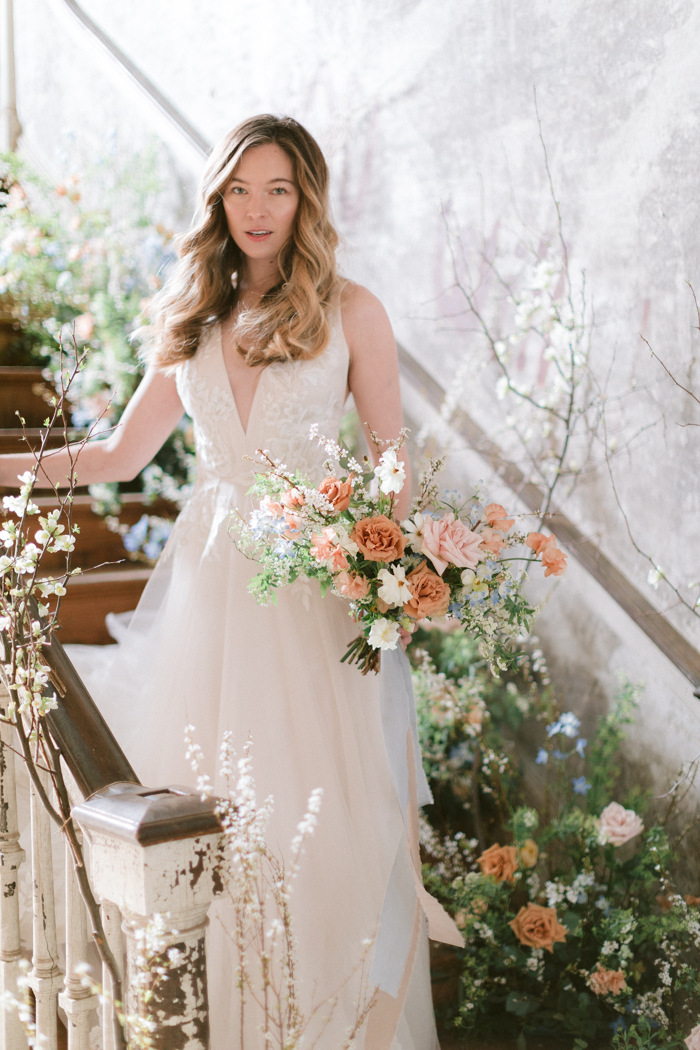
left=245, top=230, right=272, bottom=241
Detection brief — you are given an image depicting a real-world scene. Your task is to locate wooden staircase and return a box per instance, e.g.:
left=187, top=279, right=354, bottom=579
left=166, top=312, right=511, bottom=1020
left=1, top=344, right=172, bottom=644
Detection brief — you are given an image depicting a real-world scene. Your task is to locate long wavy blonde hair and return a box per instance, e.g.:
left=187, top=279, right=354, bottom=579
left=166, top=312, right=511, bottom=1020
left=142, top=115, right=340, bottom=369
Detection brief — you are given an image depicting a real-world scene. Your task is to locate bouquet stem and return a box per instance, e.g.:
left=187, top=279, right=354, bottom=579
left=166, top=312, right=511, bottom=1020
left=341, top=634, right=381, bottom=675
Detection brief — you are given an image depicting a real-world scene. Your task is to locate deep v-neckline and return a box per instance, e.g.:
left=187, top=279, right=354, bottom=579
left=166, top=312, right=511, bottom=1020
left=218, top=324, right=266, bottom=438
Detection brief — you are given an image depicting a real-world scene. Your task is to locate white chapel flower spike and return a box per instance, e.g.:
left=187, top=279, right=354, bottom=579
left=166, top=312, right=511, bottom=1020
left=374, top=449, right=406, bottom=495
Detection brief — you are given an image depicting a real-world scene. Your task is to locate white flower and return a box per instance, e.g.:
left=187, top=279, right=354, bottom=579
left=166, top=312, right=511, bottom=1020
left=374, top=450, right=406, bottom=495
left=647, top=565, right=665, bottom=589
left=367, top=617, right=400, bottom=651
left=333, top=523, right=359, bottom=556
left=460, top=568, right=477, bottom=591
left=401, top=512, right=428, bottom=549
left=377, top=566, right=413, bottom=608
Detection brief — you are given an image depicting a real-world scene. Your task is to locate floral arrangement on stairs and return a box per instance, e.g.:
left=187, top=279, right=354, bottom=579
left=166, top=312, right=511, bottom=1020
left=412, top=628, right=700, bottom=1048
left=0, top=146, right=193, bottom=556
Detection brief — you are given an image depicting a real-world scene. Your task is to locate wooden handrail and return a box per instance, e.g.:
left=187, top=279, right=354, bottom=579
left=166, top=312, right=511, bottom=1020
left=397, top=343, right=700, bottom=695
left=56, top=0, right=211, bottom=157
left=40, top=632, right=141, bottom=796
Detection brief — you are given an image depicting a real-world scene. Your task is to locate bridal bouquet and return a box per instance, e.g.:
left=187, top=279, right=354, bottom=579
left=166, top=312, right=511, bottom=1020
left=231, top=428, right=567, bottom=674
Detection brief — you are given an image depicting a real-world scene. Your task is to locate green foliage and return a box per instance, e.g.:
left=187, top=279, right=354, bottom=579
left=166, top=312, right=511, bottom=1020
left=413, top=628, right=700, bottom=1044
left=0, top=147, right=195, bottom=547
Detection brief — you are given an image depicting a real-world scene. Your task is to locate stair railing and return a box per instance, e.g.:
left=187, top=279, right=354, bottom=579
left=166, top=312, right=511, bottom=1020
left=0, top=634, right=222, bottom=1050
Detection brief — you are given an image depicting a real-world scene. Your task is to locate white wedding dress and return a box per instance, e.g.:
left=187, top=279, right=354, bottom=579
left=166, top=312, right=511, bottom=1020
left=66, top=307, right=458, bottom=1050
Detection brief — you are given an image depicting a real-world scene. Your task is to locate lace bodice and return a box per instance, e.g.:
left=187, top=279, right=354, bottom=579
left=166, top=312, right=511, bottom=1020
left=175, top=311, right=350, bottom=492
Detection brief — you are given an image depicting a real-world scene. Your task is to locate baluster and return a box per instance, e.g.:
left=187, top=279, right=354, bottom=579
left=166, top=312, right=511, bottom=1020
left=29, top=768, right=62, bottom=1050
left=0, top=692, right=28, bottom=1050
left=58, top=838, right=98, bottom=1050
left=100, top=900, right=124, bottom=1050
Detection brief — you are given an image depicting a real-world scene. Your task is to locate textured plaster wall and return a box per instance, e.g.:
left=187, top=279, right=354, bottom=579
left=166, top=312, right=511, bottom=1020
left=10, top=0, right=700, bottom=795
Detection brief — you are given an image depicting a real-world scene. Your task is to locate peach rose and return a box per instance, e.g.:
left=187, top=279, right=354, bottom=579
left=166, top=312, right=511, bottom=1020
left=328, top=545, right=349, bottom=572
left=421, top=512, right=482, bottom=575
left=283, top=510, right=304, bottom=539
left=310, top=528, right=337, bottom=562
left=335, top=571, right=370, bottom=599
left=685, top=1025, right=700, bottom=1050
left=541, top=545, right=568, bottom=577
left=402, top=561, right=451, bottom=619
left=599, top=802, right=644, bottom=846
left=260, top=496, right=284, bottom=517
left=479, top=527, right=504, bottom=556
left=318, top=476, right=353, bottom=512
left=351, top=515, right=407, bottom=563
left=685, top=895, right=700, bottom=908
left=281, top=487, right=305, bottom=510
left=525, top=531, right=556, bottom=555
left=588, top=964, right=628, bottom=998
left=477, top=843, right=518, bottom=883
left=484, top=503, right=515, bottom=532
left=508, top=904, right=567, bottom=953
left=519, top=839, right=539, bottom=869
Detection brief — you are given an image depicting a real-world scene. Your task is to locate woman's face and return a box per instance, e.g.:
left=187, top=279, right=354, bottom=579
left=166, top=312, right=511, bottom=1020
left=221, top=143, right=299, bottom=264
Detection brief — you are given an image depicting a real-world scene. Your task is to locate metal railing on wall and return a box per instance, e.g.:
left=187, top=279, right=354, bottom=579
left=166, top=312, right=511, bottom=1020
left=46, top=0, right=700, bottom=698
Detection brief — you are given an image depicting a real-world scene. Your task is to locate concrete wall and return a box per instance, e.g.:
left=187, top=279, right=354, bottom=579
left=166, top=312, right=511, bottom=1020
left=9, top=0, right=700, bottom=803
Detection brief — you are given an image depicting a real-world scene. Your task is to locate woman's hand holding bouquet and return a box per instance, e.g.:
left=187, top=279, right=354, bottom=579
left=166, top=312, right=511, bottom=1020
left=231, top=427, right=567, bottom=674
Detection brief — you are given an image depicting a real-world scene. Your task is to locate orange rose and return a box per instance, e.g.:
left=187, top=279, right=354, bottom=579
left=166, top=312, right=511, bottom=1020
left=588, top=964, right=627, bottom=997
left=541, top=545, right=567, bottom=577
left=477, top=843, right=518, bottom=883
left=508, top=903, right=567, bottom=952
left=351, top=515, right=407, bottom=563
left=402, top=560, right=451, bottom=619
left=685, top=895, right=700, bottom=907
left=318, top=475, right=353, bottom=512
left=484, top=503, right=515, bottom=532
left=335, top=571, right=370, bottom=599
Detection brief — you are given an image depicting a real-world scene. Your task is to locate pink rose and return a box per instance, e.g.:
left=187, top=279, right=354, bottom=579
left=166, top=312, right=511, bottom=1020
left=685, top=1025, right=700, bottom=1050
left=599, top=802, right=644, bottom=846
left=421, top=512, right=482, bottom=576
left=335, top=571, right=370, bottom=599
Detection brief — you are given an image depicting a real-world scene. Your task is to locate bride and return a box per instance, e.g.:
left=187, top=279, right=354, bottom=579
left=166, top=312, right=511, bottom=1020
left=0, top=115, right=460, bottom=1049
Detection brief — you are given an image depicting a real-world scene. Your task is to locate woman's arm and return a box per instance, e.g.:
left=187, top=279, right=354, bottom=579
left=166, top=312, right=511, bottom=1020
left=341, top=281, right=411, bottom=521
left=0, top=368, right=185, bottom=490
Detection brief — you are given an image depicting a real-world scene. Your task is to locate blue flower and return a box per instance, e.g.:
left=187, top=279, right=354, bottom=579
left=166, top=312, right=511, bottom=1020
left=448, top=601, right=464, bottom=618
left=546, top=712, right=581, bottom=738
left=552, top=749, right=568, bottom=760
left=572, top=776, right=592, bottom=795
left=535, top=749, right=548, bottom=765
left=123, top=515, right=149, bottom=553
left=610, top=1017, right=627, bottom=1034
left=575, top=737, right=587, bottom=758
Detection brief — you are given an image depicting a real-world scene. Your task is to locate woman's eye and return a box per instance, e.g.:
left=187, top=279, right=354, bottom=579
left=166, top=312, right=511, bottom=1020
left=229, top=186, right=245, bottom=195
left=272, top=187, right=286, bottom=195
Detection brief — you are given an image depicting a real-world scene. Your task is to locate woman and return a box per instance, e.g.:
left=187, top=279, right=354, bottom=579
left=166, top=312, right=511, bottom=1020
left=0, top=115, right=455, bottom=1049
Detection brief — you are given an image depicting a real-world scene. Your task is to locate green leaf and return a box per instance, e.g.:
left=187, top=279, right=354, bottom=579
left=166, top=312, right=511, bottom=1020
left=516, top=1034, right=527, bottom=1050
left=505, top=991, right=539, bottom=1017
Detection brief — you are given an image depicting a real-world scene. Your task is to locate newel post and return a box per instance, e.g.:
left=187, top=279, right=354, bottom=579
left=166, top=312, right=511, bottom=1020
left=72, top=783, right=223, bottom=1050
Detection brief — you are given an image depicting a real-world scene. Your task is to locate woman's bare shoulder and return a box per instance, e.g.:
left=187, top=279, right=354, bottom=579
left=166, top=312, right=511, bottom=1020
left=340, top=281, right=394, bottom=361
